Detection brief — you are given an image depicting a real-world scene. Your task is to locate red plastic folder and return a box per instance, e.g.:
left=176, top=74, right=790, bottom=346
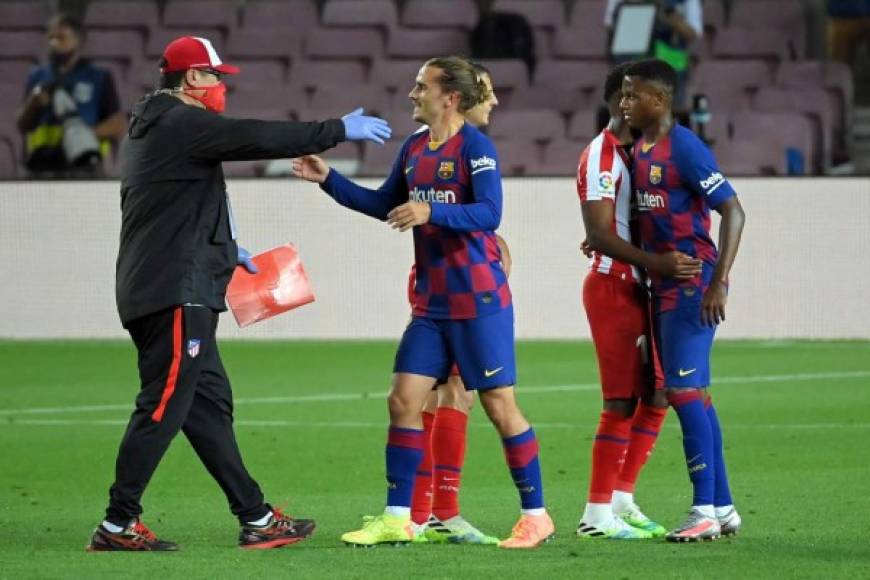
left=226, top=244, right=315, bottom=327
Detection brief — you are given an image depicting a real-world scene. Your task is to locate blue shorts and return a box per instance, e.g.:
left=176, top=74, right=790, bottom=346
left=654, top=293, right=716, bottom=388
left=394, top=305, right=516, bottom=391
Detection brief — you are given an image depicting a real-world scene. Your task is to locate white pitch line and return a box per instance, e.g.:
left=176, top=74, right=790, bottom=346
left=0, top=370, right=868, bottom=418
left=3, top=418, right=870, bottom=431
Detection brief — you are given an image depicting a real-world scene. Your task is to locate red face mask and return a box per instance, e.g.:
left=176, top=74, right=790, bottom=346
left=184, top=81, right=226, bottom=114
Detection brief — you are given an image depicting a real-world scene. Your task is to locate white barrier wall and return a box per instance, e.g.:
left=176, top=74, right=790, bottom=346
left=1, top=177, right=868, bottom=339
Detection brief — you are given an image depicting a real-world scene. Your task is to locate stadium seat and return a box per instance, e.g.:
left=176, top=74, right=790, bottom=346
left=0, top=31, right=45, bottom=61
left=162, top=0, right=239, bottom=32
left=688, top=59, right=772, bottom=112
left=713, top=28, right=790, bottom=62
left=508, top=85, right=590, bottom=115
left=379, top=109, right=422, bottom=138
left=477, top=59, right=530, bottom=90
left=401, top=0, right=480, bottom=30
left=776, top=60, right=853, bottom=152
left=0, top=1, right=49, bottom=30
left=225, top=29, right=298, bottom=63
left=321, top=0, right=399, bottom=31
left=359, top=139, right=403, bottom=176
left=487, top=109, right=565, bottom=142
left=226, top=60, right=288, bottom=87
left=729, top=0, right=806, bottom=58
left=0, top=138, right=17, bottom=179
left=306, top=85, right=394, bottom=116
left=85, top=30, right=145, bottom=68
left=146, top=28, right=226, bottom=59
left=534, top=60, right=611, bottom=95
left=84, top=1, right=160, bottom=35
left=715, top=139, right=786, bottom=175
left=539, top=138, right=585, bottom=176
left=229, top=84, right=303, bottom=116
left=370, top=59, right=427, bottom=91
left=566, top=109, right=601, bottom=141
left=0, top=60, right=37, bottom=81
left=731, top=111, right=814, bottom=174
left=386, top=29, right=469, bottom=59
left=291, top=59, right=369, bottom=90
left=552, top=24, right=607, bottom=60
left=304, top=28, right=384, bottom=61
left=753, top=86, right=834, bottom=171
left=240, top=0, right=319, bottom=31
left=492, top=0, right=566, bottom=29
left=492, top=138, right=543, bottom=176
left=702, top=0, right=726, bottom=33
left=318, top=141, right=362, bottom=175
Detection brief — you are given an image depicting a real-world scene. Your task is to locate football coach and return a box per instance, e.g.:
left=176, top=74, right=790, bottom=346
left=87, top=36, right=391, bottom=552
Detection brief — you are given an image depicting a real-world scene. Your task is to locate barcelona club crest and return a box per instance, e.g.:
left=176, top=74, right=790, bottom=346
left=437, top=160, right=455, bottom=180
left=649, top=164, right=663, bottom=185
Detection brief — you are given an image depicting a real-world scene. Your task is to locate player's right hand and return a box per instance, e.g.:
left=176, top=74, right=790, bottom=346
left=580, top=239, right=593, bottom=258
left=651, top=251, right=702, bottom=280
left=292, top=155, right=329, bottom=184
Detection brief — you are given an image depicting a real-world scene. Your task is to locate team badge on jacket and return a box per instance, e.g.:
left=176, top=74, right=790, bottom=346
left=437, top=160, right=455, bottom=180
left=649, top=164, right=663, bottom=185
left=187, top=339, right=201, bottom=358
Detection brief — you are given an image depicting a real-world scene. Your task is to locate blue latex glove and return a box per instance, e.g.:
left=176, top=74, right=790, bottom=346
left=237, top=246, right=259, bottom=274
left=342, top=108, right=392, bottom=144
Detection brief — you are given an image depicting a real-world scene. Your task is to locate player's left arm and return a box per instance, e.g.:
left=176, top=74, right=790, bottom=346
left=675, top=133, right=746, bottom=326
left=390, top=134, right=502, bottom=233
left=496, top=234, right=512, bottom=277
left=706, top=196, right=745, bottom=326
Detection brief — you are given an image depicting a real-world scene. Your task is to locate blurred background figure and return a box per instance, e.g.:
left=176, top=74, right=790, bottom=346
left=16, top=13, right=125, bottom=178
left=605, top=0, right=703, bottom=109
left=827, top=0, right=870, bottom=68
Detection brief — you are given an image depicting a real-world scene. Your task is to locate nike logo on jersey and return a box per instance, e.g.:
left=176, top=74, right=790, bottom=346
left=678, top=368, right=697, bottom=377
left=484, top=367, right=504, bottom=378
left=405, top=165, right=414, bottom=175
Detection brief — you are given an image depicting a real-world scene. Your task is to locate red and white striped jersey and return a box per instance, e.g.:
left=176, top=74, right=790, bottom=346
left=576, top=128, right=640, bottom=283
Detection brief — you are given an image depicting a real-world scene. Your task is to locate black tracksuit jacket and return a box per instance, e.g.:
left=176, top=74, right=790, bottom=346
left=116, top=93, right=345, bottom=326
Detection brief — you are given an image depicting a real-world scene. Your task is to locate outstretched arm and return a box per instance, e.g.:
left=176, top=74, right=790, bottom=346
left=293, top=153, right=407, bottom=221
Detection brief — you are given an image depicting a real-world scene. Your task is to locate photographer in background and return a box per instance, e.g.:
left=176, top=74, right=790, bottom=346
left=16, top=14, right=126, bottom=178
left=605, top=0, right=702, bottom=109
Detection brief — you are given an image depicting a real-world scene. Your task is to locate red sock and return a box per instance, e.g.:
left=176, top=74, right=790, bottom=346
left=615, top=403, right=667, bottom=493
left=410, top=411, right=435, bottom=524
left=588, top=410, right=631, bottom=503
left=431, top=407, right=468, bottom=521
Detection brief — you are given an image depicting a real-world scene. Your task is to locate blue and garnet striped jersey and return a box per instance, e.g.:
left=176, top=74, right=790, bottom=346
left=320, top=122, right=510, bottom=320
left=632, top=124, right=736, bottom=312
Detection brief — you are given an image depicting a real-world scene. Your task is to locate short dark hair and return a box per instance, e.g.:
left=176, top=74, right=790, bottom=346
left=603, top=62, right=632, bottom=103
left=624, top=58, right=678, bottom=96
left=49, top=13, right=86, bottom=41
left=157, top=57, right=185, bottom=89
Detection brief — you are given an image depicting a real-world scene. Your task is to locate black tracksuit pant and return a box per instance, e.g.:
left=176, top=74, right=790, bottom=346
left=105, top=305, right=269, bottom=526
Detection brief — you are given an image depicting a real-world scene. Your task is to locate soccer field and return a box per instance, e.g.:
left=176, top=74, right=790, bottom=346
left=1, top=340, right=869, bottom=579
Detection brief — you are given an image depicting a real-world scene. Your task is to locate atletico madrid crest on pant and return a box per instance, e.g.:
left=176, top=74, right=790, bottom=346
left=187, top=339, right=201, bottom=358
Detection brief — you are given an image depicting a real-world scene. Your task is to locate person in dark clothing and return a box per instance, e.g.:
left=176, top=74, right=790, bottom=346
left=86, top=36, right=391, bottom=552
left=16, top=13, right=126, bottom=178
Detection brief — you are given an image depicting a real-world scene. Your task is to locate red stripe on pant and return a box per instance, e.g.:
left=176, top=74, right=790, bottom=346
left=151, top=307, right=183, bottom=422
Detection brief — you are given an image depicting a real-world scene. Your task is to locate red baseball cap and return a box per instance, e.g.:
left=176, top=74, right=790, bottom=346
left=161, top=36, right=240, bottom=75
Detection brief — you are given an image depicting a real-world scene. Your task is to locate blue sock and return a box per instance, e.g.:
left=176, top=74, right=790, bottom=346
left=385, top=426, right=425, bottom=509
left=668, top=390, right=715, bottom=506
left=502, top=428, right=545, bottom=510
left=705, top=395, right=733, bottom=507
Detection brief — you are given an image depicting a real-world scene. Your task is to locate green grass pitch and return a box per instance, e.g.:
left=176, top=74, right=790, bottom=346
left=1, top=340, right=869, bottom=579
